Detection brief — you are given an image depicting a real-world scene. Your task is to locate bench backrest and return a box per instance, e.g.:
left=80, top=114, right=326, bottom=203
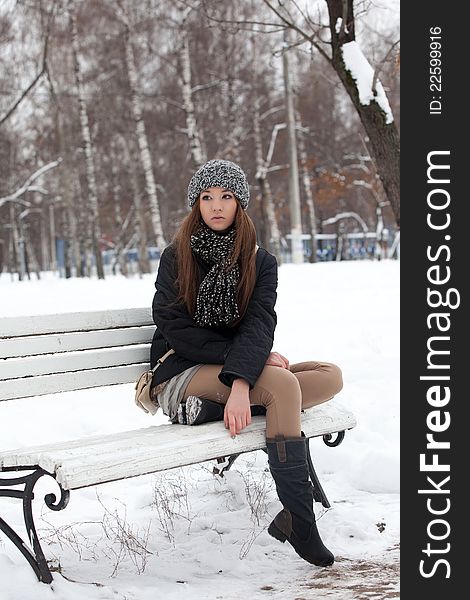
left=0, top=308, right=153, bottom=402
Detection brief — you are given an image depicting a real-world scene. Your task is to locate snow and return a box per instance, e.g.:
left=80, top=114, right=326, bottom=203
left=0, top=259, right=399, bottom=599
left=335, top=18, right=349, bottom=35
left=341, top=41, right=394, bottom=124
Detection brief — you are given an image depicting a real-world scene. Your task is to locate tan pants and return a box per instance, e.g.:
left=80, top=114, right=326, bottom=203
left=183, top=361, right=343, bottom=438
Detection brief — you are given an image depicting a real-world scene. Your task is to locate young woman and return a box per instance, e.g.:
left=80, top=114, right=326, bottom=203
left=149, top=159, right=343, bottom=567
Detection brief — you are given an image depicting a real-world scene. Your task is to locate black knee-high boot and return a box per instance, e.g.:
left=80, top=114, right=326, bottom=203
left=266, top=435, right=334, bottom=567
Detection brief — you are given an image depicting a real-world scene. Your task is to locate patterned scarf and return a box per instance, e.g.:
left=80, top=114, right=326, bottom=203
left=190, top=221, right=240, bottom=327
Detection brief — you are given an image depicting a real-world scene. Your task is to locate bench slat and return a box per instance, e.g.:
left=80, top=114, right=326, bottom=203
left=0, top=404, right=356, bottom=490
left=0, top=307, right=153, bottom=338
left=0, top=364, right=148, bottom=401
left=0, top=345, right=150, bottom=381
left=0, top=326, right=155, bottom=360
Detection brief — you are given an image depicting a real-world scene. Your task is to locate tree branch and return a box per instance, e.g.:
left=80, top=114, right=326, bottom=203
left=191, top=79, right=225, bottom=94
left=261, top=0, right=332, bottom=63
left=372, top=39, right=400, bottom=94
left=0, top=0, right=58, bottom=126
left=0, top=159, right=62, bottom=208
left=259, top=105, right=285, bottom=121
left=197, top=0, right=284, bottom=32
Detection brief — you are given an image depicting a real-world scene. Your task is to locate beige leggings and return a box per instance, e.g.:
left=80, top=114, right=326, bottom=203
left=183, top=361, right=343, bottom=438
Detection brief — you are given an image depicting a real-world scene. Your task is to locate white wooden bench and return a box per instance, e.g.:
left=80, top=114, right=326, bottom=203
left=0, top=307, right=356, bottom=584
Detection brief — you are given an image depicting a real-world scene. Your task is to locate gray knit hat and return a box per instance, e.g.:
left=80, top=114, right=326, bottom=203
left=187, top=159, right=250, bottom=210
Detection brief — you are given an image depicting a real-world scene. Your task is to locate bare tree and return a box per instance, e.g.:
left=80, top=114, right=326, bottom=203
left=47, top=77, right=81, bottom=278
left=177, top=5, right=207, bottom=168
left=296, top=117, right=318, bottom=263
left=253, top=104, right=282, bottom=262
left=68, top=0, right=105, bottom=278
left=283, top=27, right=303, bottom=263
left=219, top=2, right=243, bottom=163
left=0, top=1, right=57, bottom=126
left=324, top=0, right=400, bottom=225
left=251, top=34, right=282, bottom=263
left=115, top=0, right=167, bottom=251
left=110, top=134, right=151, bottom=275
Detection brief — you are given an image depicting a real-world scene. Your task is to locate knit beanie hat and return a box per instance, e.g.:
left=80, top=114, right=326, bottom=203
left=187, top=159, right=250, bottom=210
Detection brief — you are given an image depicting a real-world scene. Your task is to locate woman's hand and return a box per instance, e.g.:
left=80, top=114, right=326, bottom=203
left=224, top=378, right=251, bottom=437
left=265, top=351, right=290, bottom=369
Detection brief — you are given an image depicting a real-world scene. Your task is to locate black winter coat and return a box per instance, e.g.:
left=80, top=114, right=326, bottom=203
left=150, top=244, right=278, bottom=391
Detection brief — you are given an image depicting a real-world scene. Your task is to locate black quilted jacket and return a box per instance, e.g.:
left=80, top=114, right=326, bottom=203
left=150, top=243, right=278, bottom=390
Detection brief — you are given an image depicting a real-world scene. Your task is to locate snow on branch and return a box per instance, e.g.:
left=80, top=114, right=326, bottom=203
left=322, top=211, right=369, bottom=232
left=341, top=41, right=394, bottom=124
left=0, top=158, right=62, bottom=209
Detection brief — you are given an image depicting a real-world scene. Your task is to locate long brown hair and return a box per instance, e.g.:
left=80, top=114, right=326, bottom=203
left=170, top=199, right=258, bottom=326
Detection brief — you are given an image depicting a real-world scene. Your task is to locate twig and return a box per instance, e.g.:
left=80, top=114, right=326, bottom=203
left=0, top=0, right=58, bottom=125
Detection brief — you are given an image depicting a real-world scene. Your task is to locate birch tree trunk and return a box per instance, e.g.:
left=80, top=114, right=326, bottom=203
left=68, top=0, right=105, bottom=279
left=123, top=23, right=167, bottom=250
left=224, top=71, right=240, bottom=163
left=128, top=146, right=150, bottom=277
left=325, top=0, right=400, bottom=226
left=61, top=202, right=72, bottom=278
left=10, top=203, right=22, bottom=280
left=296, top=115, right=318, bottom=263
left=251, top=36, right=282, bottom=263
left=72, top=175, right=86, bottom=277
left=112, top=197, right=128, bottom=277
left=7, top=227, right=16, bottom=280
left=283, top=29, right=303, bottom=264
left=54, top=96, right=79, bottom=278
left=222, top=3, right=240, bottom=163
left=135, top=193, right=150, bottom=277
left=178, top=29, right=207, bottom=168
left=17, top=217, right=27, bottom=280
left=24, top=228, right=41, bottom=279
left=111, top=134, right=150, bottom=275
left=133, top=201, right=146, bottom=279
left=66, top=199, right=79, bottom=277
left=111, top=204, right=136, bottom=277
left=110, top=139, right=128, bottom=276
left=253, top=100, right=282, bottom=264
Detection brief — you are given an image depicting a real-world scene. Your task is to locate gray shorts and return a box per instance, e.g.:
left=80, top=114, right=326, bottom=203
left=153, top=364, right=204, bottom=422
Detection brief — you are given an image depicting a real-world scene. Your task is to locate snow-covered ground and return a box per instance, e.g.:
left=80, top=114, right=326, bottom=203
left=0, top=259, right=399, bottom=600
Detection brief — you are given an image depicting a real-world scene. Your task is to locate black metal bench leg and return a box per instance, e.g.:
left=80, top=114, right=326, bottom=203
left=323, top=430, right=346, bottom=447
left=214, top=430, right=348, bottom=507
left=0, top=466, right=70, bottom=584
left=305, top=442, right=331, bottom=509
left=213, top=453, right=242, bottom=477
left=304, top=430, right=348, bottom=509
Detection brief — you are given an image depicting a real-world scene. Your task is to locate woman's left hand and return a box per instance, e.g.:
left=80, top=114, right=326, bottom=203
left=224, top=381, right=251, bottom=437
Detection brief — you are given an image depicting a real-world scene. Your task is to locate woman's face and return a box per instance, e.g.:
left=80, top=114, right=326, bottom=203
left=198, top=187, right=238, bottom=232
